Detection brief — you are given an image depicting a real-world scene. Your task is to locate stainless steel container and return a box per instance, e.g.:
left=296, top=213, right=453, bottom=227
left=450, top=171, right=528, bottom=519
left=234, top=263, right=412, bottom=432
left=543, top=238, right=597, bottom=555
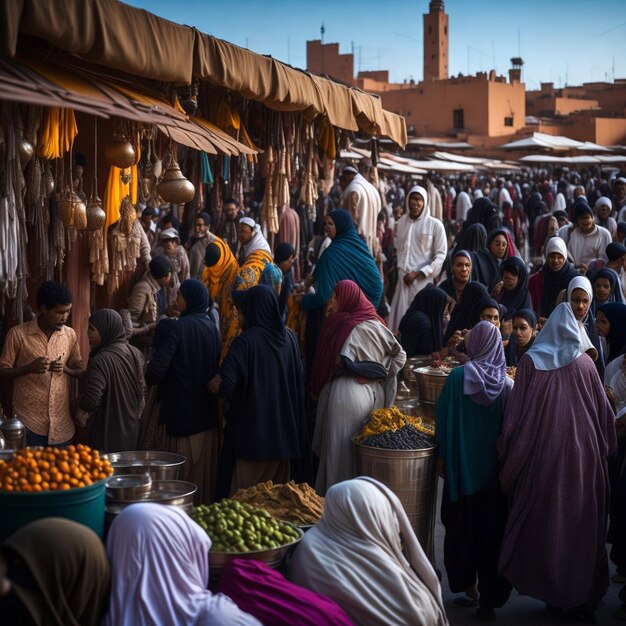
left=0, top=415, right=26, bottom=450
left=104, top=451, right=186, bottom=480
left=105, top=474, right=152, bottom=503
left=353, top=439, right=438, bottom=563
left=414, top=366, right=450, bottom=404
left=104, top=479, right=197, bottom=534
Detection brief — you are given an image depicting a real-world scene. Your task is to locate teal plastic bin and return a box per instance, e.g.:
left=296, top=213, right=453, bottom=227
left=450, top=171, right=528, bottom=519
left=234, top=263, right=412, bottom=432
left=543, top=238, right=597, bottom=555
left=0, top=479, right=107, bottom=542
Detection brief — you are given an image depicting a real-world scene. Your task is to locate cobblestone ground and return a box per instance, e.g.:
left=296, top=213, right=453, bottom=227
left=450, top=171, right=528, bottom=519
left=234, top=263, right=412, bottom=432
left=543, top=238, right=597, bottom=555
left=433, top=477, right=622, bottom=625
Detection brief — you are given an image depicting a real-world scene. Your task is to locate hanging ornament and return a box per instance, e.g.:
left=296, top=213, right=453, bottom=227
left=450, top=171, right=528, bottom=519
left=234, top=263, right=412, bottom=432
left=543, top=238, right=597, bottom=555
left=157, top=154, right=195, bottom=204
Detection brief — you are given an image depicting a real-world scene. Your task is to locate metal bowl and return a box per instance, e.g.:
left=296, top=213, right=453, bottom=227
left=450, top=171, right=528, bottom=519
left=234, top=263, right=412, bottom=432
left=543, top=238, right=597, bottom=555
left=105, top=474, right=152, bottom=503
left=104, top=451, right=186, bottom=480
left=208, top=524, right=303, bottom=583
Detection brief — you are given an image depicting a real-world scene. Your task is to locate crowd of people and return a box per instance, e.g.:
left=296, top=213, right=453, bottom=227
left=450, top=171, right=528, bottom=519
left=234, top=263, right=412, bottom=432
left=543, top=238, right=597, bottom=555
left=0, top=161, right=625, bottom=624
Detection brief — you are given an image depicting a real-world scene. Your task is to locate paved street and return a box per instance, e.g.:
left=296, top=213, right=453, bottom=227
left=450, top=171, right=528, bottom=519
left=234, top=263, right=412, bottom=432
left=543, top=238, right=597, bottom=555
left=433, top=477, right=622, bottom=625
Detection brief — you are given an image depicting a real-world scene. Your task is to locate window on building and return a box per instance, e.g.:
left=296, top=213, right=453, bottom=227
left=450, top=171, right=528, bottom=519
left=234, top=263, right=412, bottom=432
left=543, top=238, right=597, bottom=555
left=428, top=26, right=432, bottom=34
left=453, top=109, right=464, bottom=129
left=504, top=117, right=514, bottom=126
left=444, top=26, right=448, bottom=35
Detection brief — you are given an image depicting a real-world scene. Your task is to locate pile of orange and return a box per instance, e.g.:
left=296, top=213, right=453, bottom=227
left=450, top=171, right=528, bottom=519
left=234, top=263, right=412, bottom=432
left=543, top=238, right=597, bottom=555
left=0, top=444, right=113, bottom=492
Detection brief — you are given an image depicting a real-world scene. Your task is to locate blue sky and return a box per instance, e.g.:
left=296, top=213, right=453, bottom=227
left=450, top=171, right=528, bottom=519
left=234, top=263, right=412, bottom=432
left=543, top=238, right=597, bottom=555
left=126, top=0, right=625, bottom=89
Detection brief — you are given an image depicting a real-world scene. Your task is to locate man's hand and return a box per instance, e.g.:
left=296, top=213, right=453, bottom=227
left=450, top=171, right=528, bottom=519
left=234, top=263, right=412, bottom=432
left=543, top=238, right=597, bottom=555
left=49, top=357, right=64, bottom=373
left=27, top=357, right=50, bottom=374
left=403, top=271, right=424, bottom=286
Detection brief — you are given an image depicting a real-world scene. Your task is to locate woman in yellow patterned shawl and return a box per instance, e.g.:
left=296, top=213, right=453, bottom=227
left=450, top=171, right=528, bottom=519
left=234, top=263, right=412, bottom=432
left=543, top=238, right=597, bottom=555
left=202, top=237, right=239, bottom=362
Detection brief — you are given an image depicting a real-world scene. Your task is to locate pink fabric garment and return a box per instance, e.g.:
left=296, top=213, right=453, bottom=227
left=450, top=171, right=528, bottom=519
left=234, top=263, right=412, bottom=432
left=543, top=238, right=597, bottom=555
left=218, top=558, right=355, bottom=626
left=310, top=279, right=385, bottom=395
left=497, top=352, right=617, bottom=610
left=278, top=204, right=301, bottom=281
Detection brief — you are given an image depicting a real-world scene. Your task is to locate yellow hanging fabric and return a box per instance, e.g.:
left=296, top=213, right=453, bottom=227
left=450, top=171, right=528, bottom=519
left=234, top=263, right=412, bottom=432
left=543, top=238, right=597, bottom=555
left=216, top=102, right=257, bottom=162
left=37, top=108, right=78, bottom=159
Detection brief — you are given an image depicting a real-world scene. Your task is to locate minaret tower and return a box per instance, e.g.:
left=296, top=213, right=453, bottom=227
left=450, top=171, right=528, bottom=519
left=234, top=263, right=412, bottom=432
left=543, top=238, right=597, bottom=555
left=423, top=0, right=448, bottom=82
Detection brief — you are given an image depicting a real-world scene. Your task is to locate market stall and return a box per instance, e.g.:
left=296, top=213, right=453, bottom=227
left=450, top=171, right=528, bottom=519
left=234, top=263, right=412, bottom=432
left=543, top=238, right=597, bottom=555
left=0, top=0, right=406, bottom=380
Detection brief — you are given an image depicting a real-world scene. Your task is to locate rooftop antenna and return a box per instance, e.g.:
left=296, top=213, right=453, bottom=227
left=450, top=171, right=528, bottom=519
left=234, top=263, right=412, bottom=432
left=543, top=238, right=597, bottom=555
left=320, top=23, right=325, bottom=44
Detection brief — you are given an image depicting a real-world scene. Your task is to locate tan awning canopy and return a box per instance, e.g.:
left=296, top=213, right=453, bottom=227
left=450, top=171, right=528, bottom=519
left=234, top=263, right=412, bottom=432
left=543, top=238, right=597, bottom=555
left=0, top=55, right=256, bottom=156
left=1, top=0, right=406, bottom=147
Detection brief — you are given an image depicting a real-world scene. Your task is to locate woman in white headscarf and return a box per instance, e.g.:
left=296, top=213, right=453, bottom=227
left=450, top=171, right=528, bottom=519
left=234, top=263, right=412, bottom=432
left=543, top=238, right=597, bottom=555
left=104, top=503, right=262, bottom=626
left=289, top=477, right=448, bottom=626
left=567, top=275, right=604, bottom=378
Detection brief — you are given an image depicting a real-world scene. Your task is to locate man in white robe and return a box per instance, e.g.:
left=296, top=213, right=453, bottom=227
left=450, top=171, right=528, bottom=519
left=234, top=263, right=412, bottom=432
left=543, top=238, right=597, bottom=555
left=340, top=165, right=381, bottom=257
left=388, top=185, right=447, bottom=332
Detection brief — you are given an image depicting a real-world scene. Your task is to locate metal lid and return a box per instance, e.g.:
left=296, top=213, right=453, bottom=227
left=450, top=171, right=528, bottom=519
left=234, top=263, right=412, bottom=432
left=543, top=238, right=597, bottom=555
left=0, top=416, right=25, bottom=432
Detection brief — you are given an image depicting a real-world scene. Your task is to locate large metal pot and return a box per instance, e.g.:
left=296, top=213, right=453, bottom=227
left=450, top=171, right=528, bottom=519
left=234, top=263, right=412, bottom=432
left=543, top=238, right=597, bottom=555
left=353, top=438, right=438, bottom=563
left=414, top=366, right=450, bottom=404
left=104, top=451, right=186, bottom=481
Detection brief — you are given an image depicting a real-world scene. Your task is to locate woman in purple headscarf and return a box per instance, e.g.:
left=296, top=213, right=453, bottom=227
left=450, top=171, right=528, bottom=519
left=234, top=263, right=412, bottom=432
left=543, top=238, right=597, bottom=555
left=435, top=321, right=513, bottom=620
left=497, top=303, right=617, bottom=622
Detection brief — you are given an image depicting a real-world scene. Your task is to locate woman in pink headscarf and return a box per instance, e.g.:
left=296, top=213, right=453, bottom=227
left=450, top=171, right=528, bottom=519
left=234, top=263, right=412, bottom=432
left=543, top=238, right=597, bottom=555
left=310, top=279, right=406, bottom=495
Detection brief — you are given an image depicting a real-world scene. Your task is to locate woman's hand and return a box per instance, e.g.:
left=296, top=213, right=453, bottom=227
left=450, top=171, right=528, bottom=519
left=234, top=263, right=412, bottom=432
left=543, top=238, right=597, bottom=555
left=207, top=374, right=222, bottom=395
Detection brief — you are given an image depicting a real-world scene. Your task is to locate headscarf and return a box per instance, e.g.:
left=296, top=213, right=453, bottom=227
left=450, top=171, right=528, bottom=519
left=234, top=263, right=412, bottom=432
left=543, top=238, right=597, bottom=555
left=472, top=296, right=506, bottom=325
left=463, top=321, right=507, bottom=406
left=597, top=302, right=626, bottom=363
left=238, top=284, right=285, bottom=336
left=398, top=286, right=448, bottom=356
left=499, top=255, right=530, bottom=317
left=218, top=558, right=355, bottom=626
left=440, top=249, right=473, bottom=301
left=179, top=278, right=210, bottom=316
left=202, top=238, right=238, bottom=299
left=241, top=218, right=272, bottom=258
left=592, top=267, right=623, bottom=313
left=104, top=503, right=261, bottom=626
left=118, top=309, right=134, bottom=340
left=303, top=209, right=383, bottom=309
left=473, top=228, right=513, bottom=290
left=443, top=281, right=490, bottom=343
left=89, top=309, right=127, bottom=355
left=539, top=236, right=579, bottom=316
left=464, top=197, right=501, bottom=232
left=512, top=307, right=537, bottom=329
left=567, top=275, right=602, bottom=365
left=525, top=302, right=582, bottom=370
left=149, top=254, right=171, bottom=279
left=274, top=242, right=296, bottom=264
left=456, top=223, right=487, bottom=252
left=259, top=262, right=283, bottom=294
left=289, top=477, right=448, bottom=626
left=310, top=279, right=384, bottom=394
left=2, top=518, right=110, bottom=626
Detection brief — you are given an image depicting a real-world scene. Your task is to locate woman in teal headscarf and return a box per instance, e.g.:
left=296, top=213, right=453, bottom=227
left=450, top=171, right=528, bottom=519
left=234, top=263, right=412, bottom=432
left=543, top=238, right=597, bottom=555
left=301, top=209, right=383, bottom=311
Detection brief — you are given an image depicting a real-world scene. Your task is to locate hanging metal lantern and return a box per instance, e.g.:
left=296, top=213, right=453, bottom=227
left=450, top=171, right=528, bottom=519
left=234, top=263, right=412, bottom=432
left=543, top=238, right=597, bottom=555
left=157, top=157, right=195, bottom=204
left=104, top=139, right=136, bottom=169
left=57, top=189, right=87, bottom=229
left=86, top=192, right=106, bottom=230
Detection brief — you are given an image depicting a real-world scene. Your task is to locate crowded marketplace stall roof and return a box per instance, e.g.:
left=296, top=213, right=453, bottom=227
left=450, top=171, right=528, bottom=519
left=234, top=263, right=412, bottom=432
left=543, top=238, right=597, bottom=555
left=0, top=0, right=406, bottom=147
